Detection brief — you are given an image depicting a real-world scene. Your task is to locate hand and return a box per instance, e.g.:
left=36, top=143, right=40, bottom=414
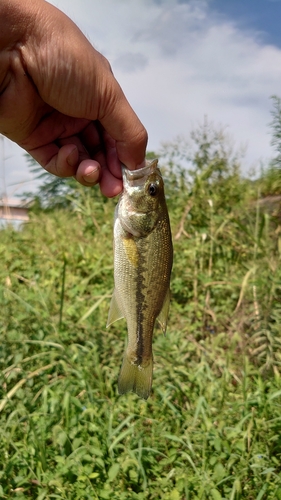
left=0, top=0, right=148, bottom=197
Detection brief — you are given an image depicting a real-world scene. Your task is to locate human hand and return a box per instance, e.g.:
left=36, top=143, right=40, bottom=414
left=0, top=0, right=147, bottom=197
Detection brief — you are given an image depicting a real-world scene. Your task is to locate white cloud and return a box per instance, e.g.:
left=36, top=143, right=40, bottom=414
left=113, top=52, right=148, bottom=73
left=132, top=1, right=209, bottom=56
left=3, top=0, right=281, bottom=196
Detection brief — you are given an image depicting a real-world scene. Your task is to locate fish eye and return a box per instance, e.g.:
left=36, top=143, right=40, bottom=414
left=148, top=183, right=158, bottom=196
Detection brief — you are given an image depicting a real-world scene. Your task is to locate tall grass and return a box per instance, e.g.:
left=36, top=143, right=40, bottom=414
left=0, top=158, right=281, bottom=498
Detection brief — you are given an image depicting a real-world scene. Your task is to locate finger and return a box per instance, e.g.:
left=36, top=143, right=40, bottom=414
left=75, top=159, right=101, bottom=186
left=97, top=79, right=148, bottom=170
left=79, top=121, right=104, bottom=158
left=26, top=141, right=83, bottom=177
left=78, top=124, right=107, bottom=173
left=21, top=110, right=90, bottom=150
left=75, top=158, right=122, bottom=195
left=27, top=142, right=78, bottom=177
left=99, top=165, right=123, bottom=198
left=103, top=131, right=122, bottom=180
left=28, top=141, right=102, bottom=187
left=78, top=123, right=122, bottom=192
left=81, top=123, right=122, bottom=179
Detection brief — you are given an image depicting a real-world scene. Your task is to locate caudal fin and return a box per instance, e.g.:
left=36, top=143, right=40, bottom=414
left=118, top=355, right=153, bottom=400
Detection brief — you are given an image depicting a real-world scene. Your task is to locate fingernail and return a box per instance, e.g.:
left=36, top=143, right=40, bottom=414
left=67, top=147, right=78, bottom=167
left=82, top=166, right=100, bottom=184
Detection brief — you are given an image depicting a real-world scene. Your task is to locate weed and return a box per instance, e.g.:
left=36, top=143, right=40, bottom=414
left=1, top=133, right=281, bottom=498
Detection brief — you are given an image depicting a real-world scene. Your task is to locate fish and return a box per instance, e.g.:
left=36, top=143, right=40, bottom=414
left=107, top=158, right=173, bottom=399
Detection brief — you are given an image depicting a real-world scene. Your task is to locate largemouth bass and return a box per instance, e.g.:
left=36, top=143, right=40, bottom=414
left=107, top=159, right=173, bottom=399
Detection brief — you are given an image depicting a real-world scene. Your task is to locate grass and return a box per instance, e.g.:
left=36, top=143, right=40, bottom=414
left=0, top=165, right=281, bottom=499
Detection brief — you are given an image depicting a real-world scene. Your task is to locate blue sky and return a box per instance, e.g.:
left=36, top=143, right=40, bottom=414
left=211, top=0, right=281, bottom=47
left=2, top=0, right=281, bottom=198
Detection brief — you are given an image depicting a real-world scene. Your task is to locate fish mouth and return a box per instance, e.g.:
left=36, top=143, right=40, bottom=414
left=122, top=159, right=158, bottom=182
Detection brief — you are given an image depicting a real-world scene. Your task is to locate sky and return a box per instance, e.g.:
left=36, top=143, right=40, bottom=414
left=2, top=0, right=281, bottom=199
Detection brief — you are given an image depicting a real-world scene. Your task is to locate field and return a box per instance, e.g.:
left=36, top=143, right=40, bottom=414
left=1, top=138, right=281, bottom=499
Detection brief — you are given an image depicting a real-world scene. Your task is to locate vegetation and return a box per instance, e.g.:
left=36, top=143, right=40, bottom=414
left=0, top=119, right=281, bottom=499
left=257, top=96, right=281, bottom=197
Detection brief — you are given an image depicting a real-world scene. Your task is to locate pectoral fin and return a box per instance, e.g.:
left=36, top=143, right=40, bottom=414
left=157, top=289, right=171, bottom=334
left=106, top=291, right=124, bottom=328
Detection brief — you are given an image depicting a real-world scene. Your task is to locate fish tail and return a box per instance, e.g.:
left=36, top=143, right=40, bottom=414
left=118, top=355, right=153, bottom=400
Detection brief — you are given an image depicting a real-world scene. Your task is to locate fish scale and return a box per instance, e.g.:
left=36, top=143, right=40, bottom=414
left=107, top=159, right=173, bottom=399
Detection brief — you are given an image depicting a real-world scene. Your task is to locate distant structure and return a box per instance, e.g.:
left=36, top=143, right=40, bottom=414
left=0, top=197, right=30, bottom=228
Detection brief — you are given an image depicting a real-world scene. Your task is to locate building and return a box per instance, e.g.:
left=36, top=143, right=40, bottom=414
left=0, top=197, right=30, bottom=229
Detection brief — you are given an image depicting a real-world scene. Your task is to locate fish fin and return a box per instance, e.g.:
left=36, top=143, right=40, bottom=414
left=157, top=289, right=171, bottom=335
left=106, top=291, right=124, bottom=328
left=118, top=356, right=153, bottom=400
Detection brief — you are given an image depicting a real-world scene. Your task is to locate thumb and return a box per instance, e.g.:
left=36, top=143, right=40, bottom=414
left=97, top=78, right=148, bottom=170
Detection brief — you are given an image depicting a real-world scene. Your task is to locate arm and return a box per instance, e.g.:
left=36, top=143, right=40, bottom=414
left=0, top=0, right=148, bottom=197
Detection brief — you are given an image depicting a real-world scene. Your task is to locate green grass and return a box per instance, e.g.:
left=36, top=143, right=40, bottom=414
left=0, top=172, right=281, bottom=499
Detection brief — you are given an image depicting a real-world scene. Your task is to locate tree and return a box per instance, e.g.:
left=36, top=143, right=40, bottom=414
left=258, top=96, right=281, bottom=196
left=270, top=95, right=281, bottom=168
left=159, top=118, right=245, bottom=215
left=23, top=154, right=79, bottom=210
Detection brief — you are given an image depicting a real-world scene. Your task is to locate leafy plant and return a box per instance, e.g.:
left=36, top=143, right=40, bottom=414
left=0, top=120, right=281, bottom=498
